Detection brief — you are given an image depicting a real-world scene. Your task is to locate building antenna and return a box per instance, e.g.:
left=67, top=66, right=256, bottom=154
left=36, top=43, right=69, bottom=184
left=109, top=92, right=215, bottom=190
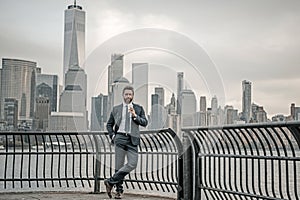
left=74, top=0, right=77, bottom=6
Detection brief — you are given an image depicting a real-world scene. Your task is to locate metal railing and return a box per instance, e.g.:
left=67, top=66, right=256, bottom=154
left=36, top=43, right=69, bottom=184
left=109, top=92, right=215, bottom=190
left=0, top=129, right=183, bottom=199
left=183, top=122, right=300, bottom=200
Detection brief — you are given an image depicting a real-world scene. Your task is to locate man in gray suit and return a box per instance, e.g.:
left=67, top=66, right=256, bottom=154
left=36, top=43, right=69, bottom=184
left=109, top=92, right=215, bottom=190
left=104, top=85, right=148, bottom=199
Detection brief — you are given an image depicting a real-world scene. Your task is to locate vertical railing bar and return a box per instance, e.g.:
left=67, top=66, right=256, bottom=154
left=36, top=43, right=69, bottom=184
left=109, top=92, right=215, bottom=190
left=223, top=129, right=240, bottom=196
left=197, top=130, right=215, bottom=192
left=212, top=129, right=229, bottom=194
left=27, top=134, right=32, bottom=188
left=34, top=134, right=39, bottom=188
left=12, top=134, right=16, bottom=188
left=148, top=133, right=160, bottom=191
left=4, top=134, right=8, bottom=189
left=49, top=134, right=55, bottom=187
left=204, top=130, right=220, bottom=193
left=157, top=131, right=170, bottom=192
left=62, top=135, right=69, bottom=187
left=244, top=128, right=260, bottom=196
left=139, top=134, right=148, bottom=190
left=238, top=128, right=254, bottom=195
left=278, top=127, right=297, bottom=200
left=264, top=128, right=280, bottom=197
left=163, top=131, right=177, bottom=192
left=152, top=133, right=166, bottom=192
left=74, top=134, right=83, bottom=187
left=92, top=132, right=100, bottom=193
left=159, top=131, right=173, bottom=192
left=82, top=134, right=92, bottom=187
left=141, top=133, right=153, bottom=191
left=69, top=134, right=77, bottom=188
left=230, top=129, right=247, bottom=195
left=20, top=134, right=24, bottom=188
left=41, top=134, right=47, bottom=187
left=55, top=134, right=62, bottom=187
left=270, top=127, right=286, bottom=199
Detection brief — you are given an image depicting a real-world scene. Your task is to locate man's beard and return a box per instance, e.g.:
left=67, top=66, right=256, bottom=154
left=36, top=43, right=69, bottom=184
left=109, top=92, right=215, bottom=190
left=124, top=98, right=132, bottom=104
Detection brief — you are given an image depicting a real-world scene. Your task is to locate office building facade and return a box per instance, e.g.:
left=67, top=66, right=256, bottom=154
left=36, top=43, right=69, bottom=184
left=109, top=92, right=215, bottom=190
left=0, top=58, right=36, bottom=121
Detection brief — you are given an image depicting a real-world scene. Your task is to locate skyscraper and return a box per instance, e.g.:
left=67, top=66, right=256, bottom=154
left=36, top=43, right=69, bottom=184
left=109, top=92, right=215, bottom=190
left=0, top=58, right=36, bottom=122
left=199, top=96, right=207, bottom=126
left=132, top=63, right=148, bottom=113
left=177, top=72, right=184, bottom=114
left=91, top=94, right=108, bottom=131
left=36, top=74, right=58, bottom=112
left=108, top=54, right=124, bottom=112
left=181, top=89, right=197, bottom=127
left=63, top=0, right=85, bottom=83
left=242, top=80, right=252, bottom=123
left=155, top=87, right=165, bottom=107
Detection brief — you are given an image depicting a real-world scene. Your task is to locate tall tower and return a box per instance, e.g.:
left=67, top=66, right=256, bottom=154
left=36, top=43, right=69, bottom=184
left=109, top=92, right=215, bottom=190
left=177, top=72, right=184, bottom=114
left=155, top=87, right=165, bottom=107
left=242, top=80, right=252, bottom=123
left=108, top=54, right=124, bottom=112
left=132, top=63, right=149, bottom=114
left=63, top=0, right=85, bottom=83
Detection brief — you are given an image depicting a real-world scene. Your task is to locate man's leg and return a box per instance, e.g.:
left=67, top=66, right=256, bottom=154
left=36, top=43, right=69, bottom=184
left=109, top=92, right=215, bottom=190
left=115, top=141, right=126, bottom=194
left=110, top=140, right=138, bottom=184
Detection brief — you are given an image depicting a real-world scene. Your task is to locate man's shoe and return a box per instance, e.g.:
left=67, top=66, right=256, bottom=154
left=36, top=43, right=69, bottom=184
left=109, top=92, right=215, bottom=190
left=104, top=179, right=113, bottom=198
left=115, top=192, right=122, bottom=199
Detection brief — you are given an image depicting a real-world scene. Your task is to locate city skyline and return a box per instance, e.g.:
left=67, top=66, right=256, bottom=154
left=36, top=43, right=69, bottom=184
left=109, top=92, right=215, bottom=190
left=0, top=0, right=300, bottom=117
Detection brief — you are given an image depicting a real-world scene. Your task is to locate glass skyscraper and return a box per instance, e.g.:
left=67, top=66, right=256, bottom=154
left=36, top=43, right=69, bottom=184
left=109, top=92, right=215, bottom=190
left=63, top=0, right=85, bottom=83
left=0, top=58, right=36, bottom=121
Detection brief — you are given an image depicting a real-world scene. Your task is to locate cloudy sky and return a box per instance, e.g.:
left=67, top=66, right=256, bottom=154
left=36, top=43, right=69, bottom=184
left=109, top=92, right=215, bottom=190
left=1, top=0, right=300, bottom=117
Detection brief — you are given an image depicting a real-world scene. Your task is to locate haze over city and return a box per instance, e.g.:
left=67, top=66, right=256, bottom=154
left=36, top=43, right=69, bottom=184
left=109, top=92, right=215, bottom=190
left=1, top=0, right=300, bottom=117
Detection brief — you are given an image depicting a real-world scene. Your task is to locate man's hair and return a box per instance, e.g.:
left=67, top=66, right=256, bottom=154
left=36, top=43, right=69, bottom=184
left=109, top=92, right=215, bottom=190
left=122, top=85, right=134, bottom=95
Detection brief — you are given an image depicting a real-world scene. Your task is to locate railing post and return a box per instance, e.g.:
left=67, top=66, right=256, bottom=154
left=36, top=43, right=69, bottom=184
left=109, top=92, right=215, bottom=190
left=93, top=133, right=101, bottom=193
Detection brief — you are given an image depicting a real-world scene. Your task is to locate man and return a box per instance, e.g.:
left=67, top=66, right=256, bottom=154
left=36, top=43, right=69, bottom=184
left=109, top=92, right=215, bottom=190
left=105, top=85, right=148, bottom=199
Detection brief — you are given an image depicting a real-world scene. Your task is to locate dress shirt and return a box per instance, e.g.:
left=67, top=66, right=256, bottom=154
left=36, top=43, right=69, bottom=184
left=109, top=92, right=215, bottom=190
left=118, top=102, right=133, bottom=133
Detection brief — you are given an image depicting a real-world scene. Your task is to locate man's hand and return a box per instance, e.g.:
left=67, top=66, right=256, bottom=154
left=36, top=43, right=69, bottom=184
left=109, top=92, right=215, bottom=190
left=129, top=105, right=137, bottom=117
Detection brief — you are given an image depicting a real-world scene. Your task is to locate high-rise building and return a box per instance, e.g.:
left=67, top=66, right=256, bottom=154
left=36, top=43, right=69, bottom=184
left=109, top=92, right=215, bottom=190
left=90, top=94, right=108, bottom=131
left=251, top=103, right=267, bottom=123
left=155, top=87, right=165, bottom=107
left=290, top=103, right=300, bottom=121
left=181, top=89, right=197, bottom=127
left=224, top=105, right=238, bottom=124
left=108, top=54, right=124, bottom=112
left=150, top=92, right=166, bottom=129
left=198, top=96, right=207, bottom=126
left=177, top=72, right=184, bottom=114
left=35, top=97, right=50, bottom=131
left=132, top=63, right=148, bottom=113
left=36, top=74, right=58, bottom=112
left=242, top=80, right=252, bottom=123
left=211, top=96, right=218, bottom=125
left=0, top=58, right=36, bottom=122
left=4, top=98, right=18, bottom=130
left=63, top=0, right=85, bottom=83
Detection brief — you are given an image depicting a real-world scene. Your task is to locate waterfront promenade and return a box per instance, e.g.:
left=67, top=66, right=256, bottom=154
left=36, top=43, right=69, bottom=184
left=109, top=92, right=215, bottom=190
left=0, top=191, right=175, bottom=200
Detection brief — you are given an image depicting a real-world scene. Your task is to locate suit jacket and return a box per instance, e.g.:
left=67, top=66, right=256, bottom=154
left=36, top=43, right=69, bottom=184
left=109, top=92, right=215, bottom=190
left=106, top=103, right=148, bottom=146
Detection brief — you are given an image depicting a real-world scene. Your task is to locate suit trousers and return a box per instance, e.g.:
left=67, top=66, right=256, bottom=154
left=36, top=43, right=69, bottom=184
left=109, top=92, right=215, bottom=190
left=107, top=133, right=138, bottom=193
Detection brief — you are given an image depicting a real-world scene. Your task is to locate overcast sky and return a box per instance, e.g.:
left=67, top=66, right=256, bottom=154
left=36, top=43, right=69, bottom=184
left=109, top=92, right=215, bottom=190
left=1, top=0, right=300, bottom=117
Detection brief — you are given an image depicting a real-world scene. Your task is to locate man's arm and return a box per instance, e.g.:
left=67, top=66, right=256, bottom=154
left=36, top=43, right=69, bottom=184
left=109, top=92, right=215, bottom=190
left=132, top=106, right=148, bottom=127
left=106, top=111, right=115, bottom=139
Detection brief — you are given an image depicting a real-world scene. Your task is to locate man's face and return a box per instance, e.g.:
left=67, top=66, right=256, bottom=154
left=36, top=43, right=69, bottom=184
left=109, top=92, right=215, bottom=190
left=123, top=89, right=134, bottom=104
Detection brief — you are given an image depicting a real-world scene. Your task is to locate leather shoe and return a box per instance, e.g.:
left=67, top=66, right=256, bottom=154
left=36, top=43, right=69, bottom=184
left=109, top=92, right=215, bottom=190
left=104, top=179, right=113, bottom=198
left=115, top=192, right=122, bottom=199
